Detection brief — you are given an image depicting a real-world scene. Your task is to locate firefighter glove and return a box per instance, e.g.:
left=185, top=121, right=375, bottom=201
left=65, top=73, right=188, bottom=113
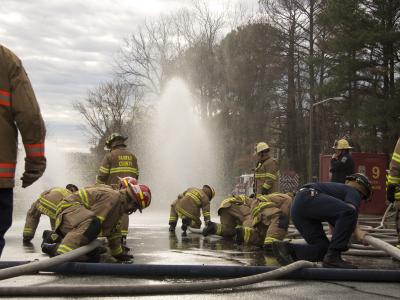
left=21, top=157, right=46, bottom=188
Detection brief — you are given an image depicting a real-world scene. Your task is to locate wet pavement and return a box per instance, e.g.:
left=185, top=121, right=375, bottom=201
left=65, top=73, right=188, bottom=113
left=0, top=214, right=399, bottom=299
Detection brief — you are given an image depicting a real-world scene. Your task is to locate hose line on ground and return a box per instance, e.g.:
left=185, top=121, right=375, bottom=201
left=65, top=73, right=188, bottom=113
left=0, top=260, right=315, bottom=296
left=364, top=235, right=400, bottom=261
left=0, top=239, right=103, bottom=281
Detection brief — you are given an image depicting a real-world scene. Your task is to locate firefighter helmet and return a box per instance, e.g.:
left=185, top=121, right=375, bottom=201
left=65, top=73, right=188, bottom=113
left=345, top=173, right=372, bottom=200
left=203, top=185, right=215, bottom=200
left=65, top=184, right=78, bottom=193
left=105, top=133, right=127, bottom=149
left=255, top=142, right=270, bottom=154
left=118, top=177, right=138, bottom=190
left=332, top=139, right=352, bottom=150
left=127, top=183, right=151, bottom=212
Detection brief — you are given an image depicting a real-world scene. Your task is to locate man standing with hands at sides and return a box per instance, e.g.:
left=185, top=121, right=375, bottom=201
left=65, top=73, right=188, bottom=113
left=0, top=44, right=46, bottom=257
left=330, top=138, right=354, bottom=183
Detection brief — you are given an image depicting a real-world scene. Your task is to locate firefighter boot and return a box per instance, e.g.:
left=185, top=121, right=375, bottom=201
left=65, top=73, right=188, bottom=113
left=181, top=218, right=191, bottom=236
left=41, top=243, right=59, bottom=257
left=169, top=221, right=177, bottom=232
left=202, top=222, right=217, bottom=236
left=121, top=237, right=131, bottom=255
left=271, top=241, right=295, bottom=266
left=322, top=250, right=357, bottom=269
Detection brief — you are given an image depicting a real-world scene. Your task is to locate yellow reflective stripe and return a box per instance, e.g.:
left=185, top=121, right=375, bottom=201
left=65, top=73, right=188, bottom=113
left=395, top=192, right=400, bottom=200
left=186, top=192, right=202, bottom=207
left=108, top=233, right=122, bottom=241
left=388, top=175, right=400, bottom=184
left=23, top=228, right=33, bottom=233
left=264, top=236, right=278, bottom=244
left=169, top=216, right=177, bottom=221
left=37, top=206, right=56, bottom=219
left=216, top=224, right=223, bottom=235
left=111, top=246, right=123, bottom=256
left=39, top=196, right=57, bottom=211
left=252, top=201, right=274, bottom=217
left=57, top=244, right=74, bottom=254
left=99, top=166, right=110, bottom=174
left=220, top=197, right=236, bottom=208
left=52, top=188, right=71, bottom=197
left=244, top=227, right=252, bottom=243
left=203, top=211, right=210, bottom=217
left=110, top=167, right=138, bottom=174
left=265, top=173, right=277, bottom=180
left=79, top=189, right=90, bottom=208
left=392, top=153, right=400, bottom=164
left=262, top=183, right=271, bottom=189
left=96, top=176, right=105, bottom=184
left=176, top=207, right=197, bottom=221
left=121, top=230, right=128, bottom=237
left=55, top=201, right=81, bottom=216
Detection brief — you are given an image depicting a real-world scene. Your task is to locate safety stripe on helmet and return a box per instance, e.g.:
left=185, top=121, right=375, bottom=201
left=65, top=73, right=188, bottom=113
left=24, top=143, right=45, bottom=157
left=0, top=163, right=16, bottom=178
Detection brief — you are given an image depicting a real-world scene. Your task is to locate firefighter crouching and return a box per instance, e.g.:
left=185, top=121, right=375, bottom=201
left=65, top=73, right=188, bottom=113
left=235, top=193, right=292, bottom=251
left=169, top=185, right=215, bottom=235
left=42, top=181, right=151, bottom=263
left=96, top=133, right=139, bottom=250
left=23, top=184, right=78, bottom=244
left=202, top=194, right=255, bottom=238
left=272, top=173, right=371, bottom=269
left=387, top=137, right=400, bottom=250
left=254, top=142, right=279, bottom=196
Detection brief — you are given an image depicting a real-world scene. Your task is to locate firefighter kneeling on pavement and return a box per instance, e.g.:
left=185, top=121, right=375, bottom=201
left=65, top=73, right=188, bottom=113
left=41, top=180, right=151, bottom=263
left=169, top=185, right=215, bottom=235
left=23, top=184, right=78, bottom=244
left=202, top=194, right=255, bottom=238
left=234, top=193, right=292, bottom=251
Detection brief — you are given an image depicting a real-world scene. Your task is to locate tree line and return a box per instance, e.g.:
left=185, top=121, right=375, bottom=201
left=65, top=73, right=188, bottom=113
left=74, top=0, right=400, bottom=185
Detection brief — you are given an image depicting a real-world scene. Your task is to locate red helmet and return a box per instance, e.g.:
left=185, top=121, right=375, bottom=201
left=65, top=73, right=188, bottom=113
left=127, top=183, right=151, bottom=212
left=118, top=177, right=137, bottom=190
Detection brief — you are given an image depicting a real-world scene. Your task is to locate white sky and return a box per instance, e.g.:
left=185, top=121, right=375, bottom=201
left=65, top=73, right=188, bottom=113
left=1, top=0, right=257, bottom=153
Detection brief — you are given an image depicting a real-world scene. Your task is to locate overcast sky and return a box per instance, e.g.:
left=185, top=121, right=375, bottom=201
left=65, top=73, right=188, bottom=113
left=1, top=0, right=257, bottom=153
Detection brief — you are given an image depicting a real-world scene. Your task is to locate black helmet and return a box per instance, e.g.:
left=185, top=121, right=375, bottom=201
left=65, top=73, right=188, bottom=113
left=66, top=184, right=78, bottom=193
left=345, top=173, right=372, bottom=200
left=105, top=133, right=127, bottom=149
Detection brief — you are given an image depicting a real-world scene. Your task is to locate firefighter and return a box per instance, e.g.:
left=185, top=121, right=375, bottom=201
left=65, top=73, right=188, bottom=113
left=41, top=181, right=151, bottom=262
left=235, top=193, right=292, bottom=251
left=272, top=173, right=372, bottom=269
left=202, top=194, right=255, bottom=238
left=387, top=137, right=400, bottom=250
left=22, top=184, right=78, bottom=243
left=0, top=45, right=46, bottom=257
left=254, top=142, right=279, bottom=196
left=169, top=185, right=215, bottom=235
left=330, top=138, right=355, bottom=183
left=96, top=133, right=139, bottom=250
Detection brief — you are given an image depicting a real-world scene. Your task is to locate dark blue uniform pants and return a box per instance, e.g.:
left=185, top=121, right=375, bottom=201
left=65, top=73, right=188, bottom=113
left=0, top=188, right=13, bottom=257
left=290, top=189, right=357, bottom=262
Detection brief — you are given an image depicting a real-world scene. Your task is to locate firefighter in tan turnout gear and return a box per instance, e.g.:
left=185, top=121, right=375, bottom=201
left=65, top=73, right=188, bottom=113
left=202, top=194, right=255, bottom=238
left=235, top=193, right=292, bottom=251
left=169, top=185, right=215, bottom=235
left=42, top=182, right=151, bottom=262
left=387, top=137, right=400, bottom=250
left=23, top=184, right=78, bottom=243
left=254, top=142, right=279, bottom=196
left=96, top=133, right=139, bottom=250
left=0, top=44, right=46, bottom=257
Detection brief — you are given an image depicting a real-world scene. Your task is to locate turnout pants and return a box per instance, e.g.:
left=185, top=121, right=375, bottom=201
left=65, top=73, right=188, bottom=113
left=216, top=206, right=247, bottom=237
left=169, top=201, right=201, bottom=228
left=290, top=189, right=357, bottom=261
left=0, top=189, right=13, bottom=257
